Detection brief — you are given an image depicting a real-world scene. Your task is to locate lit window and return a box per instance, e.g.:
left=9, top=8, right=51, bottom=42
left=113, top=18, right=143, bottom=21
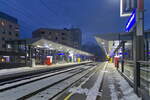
left=1, top=21, right=5, bottom=26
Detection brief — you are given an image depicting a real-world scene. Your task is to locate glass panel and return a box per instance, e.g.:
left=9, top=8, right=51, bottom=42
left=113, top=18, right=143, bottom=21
left=124, top=60, right=134, bottom=81
left=140, top=62, right=150, bottom=97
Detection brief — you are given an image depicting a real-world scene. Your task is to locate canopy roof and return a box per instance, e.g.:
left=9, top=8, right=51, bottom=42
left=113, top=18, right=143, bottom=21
left=27, top=38, right=93, bottom=56
left=95, top=32, right=132, bottom=41
left=95, top=30, right=150, bottom=41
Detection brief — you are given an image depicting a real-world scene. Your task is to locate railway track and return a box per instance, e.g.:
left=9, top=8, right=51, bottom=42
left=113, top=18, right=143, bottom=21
left=0, top=63, right=98, bottom=100
left=0, top=63, right=95, bottom=91
left=0, top=63, right=94, bottom=86
left=0, top=62, right=92, bottom=85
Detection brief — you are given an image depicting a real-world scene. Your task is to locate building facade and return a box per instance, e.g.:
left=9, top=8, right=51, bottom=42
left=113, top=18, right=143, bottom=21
left=32, top=28, right=82, bottom=49
left=0, top=12, right=19, bottom=51
left=70, top=28, right=82, bottom=49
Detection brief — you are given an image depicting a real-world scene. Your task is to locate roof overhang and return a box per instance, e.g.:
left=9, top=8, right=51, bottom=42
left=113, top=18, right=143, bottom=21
left=28, top=38, right=93, bottom=56
left=95, top=32, right=133, bottom=41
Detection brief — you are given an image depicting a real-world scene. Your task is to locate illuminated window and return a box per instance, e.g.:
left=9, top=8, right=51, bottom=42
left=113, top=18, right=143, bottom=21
left=1, top=21, right=5, bottom=26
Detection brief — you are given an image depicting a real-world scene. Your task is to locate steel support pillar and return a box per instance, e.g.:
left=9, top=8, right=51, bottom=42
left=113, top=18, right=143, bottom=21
left=134, top=0, right=145, bottom=94
left=121, top=42, right=125, bottom=73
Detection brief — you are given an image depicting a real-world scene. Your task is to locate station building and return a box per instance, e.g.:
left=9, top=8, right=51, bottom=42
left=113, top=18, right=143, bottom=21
left=0, top=37, right=93, bottom=69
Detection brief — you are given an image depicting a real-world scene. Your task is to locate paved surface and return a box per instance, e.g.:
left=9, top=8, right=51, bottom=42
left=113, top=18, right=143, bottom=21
left=54, top=63, right=140, bottom=100
left=54, top=62, right=106, bottom=100
left=0, top=62, right=140, bottom=100
left=100, top=63, right=140, bottom=100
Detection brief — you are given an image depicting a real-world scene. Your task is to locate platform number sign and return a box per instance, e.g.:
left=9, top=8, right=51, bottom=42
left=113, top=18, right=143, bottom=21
left=125, top=9, right=136, bottom=32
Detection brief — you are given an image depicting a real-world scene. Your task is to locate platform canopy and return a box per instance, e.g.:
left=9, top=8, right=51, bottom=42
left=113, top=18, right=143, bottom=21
left=94, top=30, right=150, bottom=57
left=95, top=29, right=150, bottom=41
left=95, top=32, right=133, bottom=41
left=94, top=32, right=132, bottom=57
left=27, top=38, right=93, bottom=56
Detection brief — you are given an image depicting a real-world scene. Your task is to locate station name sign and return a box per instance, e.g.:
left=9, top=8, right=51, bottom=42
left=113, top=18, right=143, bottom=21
left=125, top=9, right=136, bottom=32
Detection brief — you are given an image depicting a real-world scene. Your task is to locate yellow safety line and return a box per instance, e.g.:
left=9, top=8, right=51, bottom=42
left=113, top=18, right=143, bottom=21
left=64, top=62, right=108, bottom=100
left=64, top=93, right=73, bottom=100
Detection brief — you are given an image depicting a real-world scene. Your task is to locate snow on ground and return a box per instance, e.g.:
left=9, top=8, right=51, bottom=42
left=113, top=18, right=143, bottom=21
left=66, top=62, right=107, bottom=100
left=108, top=78, right=118, bottom=100
left=0, top=61, right=90, bottom=76
left=0, top=65, right=90, bottom=90
left=86, top=62, right=107, bottom=100
left=27, top=66, right=95, bottom=100
left=0, top=67, right=31, bottom=76
left=107, top=63, right=141, bottom=100
left=68, top=70, right=97, bottom=95
left=0, top=64, right=94, bottom=100
left=0, top=69, right=82, bottom=100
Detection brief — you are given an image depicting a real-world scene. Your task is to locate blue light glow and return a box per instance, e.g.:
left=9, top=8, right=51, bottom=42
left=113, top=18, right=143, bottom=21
left=125, top=9, right=136, bottom=32
left=57, top=53, right=65, bottom=55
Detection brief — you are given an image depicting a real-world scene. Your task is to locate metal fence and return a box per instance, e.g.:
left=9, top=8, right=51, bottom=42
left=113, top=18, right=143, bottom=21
left=123, top=60, right=134, bottom=82
left=118, top=60, right=150, bottom=99
left=138, top=61, right=150, bottom=99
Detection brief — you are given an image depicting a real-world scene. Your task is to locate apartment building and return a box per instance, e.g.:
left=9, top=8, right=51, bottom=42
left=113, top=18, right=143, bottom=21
left=0, top=12, right=19, bottom=51
left=32, top=28, right=82, bottom=49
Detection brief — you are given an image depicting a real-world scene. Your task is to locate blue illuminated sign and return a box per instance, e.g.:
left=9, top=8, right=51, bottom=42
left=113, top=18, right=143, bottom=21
left=76, top=54, right=80, bottom=57
left=118, top=52, right=128, bottom=55
left=57, top=53, right=65, bottom=55
left=125, top=9, right=136, bottom=32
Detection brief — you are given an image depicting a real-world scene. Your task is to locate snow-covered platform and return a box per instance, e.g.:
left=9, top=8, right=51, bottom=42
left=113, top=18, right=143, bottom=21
left=100, top=63, right=141, bottom=100
left=0, top=61, right=91, bottom=77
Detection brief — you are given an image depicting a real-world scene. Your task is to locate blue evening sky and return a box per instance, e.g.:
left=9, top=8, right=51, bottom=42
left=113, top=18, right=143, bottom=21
left=0, top=0, right=149, bottom=44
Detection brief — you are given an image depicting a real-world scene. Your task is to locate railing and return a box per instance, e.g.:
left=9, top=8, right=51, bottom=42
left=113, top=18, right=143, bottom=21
left=118, top=60, right=150, bottom=99
left=123, top=60, right=134, bottom=82
left=138, top=61, right=150, bottom=98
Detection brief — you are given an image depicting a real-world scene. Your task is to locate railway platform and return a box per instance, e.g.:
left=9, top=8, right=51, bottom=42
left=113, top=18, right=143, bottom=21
left=0, top=62, right=142, bottom=100
left=54, top=62, right=141, bottom=100
left=0, top=61, right=91, bottom=76
left=100, top=63, right=141, bottom=100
